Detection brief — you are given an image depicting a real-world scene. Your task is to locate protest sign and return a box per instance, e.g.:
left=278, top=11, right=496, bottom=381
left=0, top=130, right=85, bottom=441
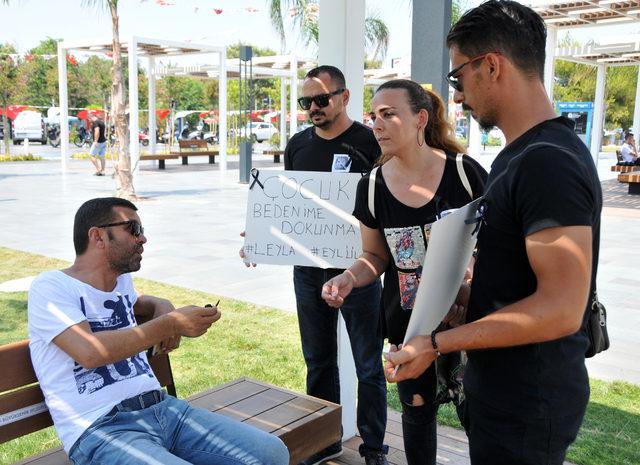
left=243, top=170, right=363, bottom=268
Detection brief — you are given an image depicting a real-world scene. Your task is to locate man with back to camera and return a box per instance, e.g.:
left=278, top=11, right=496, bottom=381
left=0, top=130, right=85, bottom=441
left=383, top=2, right=602, bottom=465
left=88, top=113, right=107, bottom=176
left=620, top=132, right=639, bottom=164
left=244, top=65, right=388, bottom=465
left=28, top=197, right=289, bottom=465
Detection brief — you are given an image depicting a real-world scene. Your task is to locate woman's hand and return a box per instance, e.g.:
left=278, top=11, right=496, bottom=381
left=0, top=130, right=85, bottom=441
left=321, top=271, right=357, bottom=308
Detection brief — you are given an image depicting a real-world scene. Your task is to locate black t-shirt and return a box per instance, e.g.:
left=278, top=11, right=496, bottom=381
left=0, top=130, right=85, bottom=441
left=466, top=117, right=602, bottom=418
left=284, top=121, right=380, bottom=173
left=92, top=120, right=106, bottom=143
left=353, top=152, right=487, bottom=344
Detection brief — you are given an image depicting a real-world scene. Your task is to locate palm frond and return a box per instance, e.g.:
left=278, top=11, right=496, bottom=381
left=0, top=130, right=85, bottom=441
left=81, top=0, right=113, bottom=11
left=364, top=16, right=389, bottom=61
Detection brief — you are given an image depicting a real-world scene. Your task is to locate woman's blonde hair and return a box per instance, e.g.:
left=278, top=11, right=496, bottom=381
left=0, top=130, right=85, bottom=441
left=374, top=79, right=463, bottom=165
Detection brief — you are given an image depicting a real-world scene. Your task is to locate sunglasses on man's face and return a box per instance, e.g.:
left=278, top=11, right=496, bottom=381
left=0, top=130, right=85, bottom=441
left=446, top=52, right=498, bottom=92
left=96, top=220, right=144, bottom=237
left=297, top=88, right=345, bottom=111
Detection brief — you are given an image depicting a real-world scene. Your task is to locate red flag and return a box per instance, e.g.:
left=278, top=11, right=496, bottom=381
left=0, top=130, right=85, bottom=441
left=246, top=7, right=258, bottom=13
left=66, top=54, right=78, bottom=66
left=214, top=8, right=223, bottom=15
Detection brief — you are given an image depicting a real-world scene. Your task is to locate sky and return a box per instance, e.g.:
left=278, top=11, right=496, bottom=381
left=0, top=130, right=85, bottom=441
left=2, top=1, right=640, bottom=67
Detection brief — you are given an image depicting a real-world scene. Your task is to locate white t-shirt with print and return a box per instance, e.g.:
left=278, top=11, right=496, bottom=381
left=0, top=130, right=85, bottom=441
left=621, top=142, right=637, bottom=162
left=28, top=270, right=161, bottom=453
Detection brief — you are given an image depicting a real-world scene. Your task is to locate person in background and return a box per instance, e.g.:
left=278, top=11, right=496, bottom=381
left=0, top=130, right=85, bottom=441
left=89, top=114, right=107, bottom=176
left=620, top=132, right=639, bottom=164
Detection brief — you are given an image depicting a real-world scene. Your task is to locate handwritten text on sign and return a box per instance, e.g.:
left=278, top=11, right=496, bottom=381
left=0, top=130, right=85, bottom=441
left=243, top=170, right=363, bottom=268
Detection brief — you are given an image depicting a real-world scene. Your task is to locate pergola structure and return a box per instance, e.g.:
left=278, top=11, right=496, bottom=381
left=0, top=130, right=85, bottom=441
left=526, top=1, right=640, bottom=163
left=155, top=55, right=316, bottom=151
left=57, top=37, right=227, bottom=172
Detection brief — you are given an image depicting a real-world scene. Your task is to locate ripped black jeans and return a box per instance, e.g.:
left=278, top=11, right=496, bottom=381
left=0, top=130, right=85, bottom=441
left=397, top=364, right=439, bottom=465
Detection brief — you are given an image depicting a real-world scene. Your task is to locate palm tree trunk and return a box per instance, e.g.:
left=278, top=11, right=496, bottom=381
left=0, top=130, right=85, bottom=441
left=109, top=1, right=135, bottom=199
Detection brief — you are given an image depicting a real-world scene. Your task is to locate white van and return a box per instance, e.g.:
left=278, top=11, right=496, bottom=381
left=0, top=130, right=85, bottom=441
left=12, top=110, right=46, bottom=144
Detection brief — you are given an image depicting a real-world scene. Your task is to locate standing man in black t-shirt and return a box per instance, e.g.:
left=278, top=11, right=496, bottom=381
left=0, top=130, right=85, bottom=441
left=285, top=66, right=388, bottom=465
left=384, top=2, right=602, bottom=465
left=89, top=114, right=107, bottom=176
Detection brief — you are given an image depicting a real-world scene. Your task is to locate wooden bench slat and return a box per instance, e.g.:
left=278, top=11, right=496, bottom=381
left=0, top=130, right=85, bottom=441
left=188, top=379, right=269, bottom=411
left=0, top=340, right=37, bottom=392
left=212, top=388, right=296, bottom=422
left=13, top=446, right=69, bottom=465
left=243, top=396, right=327, bottom=433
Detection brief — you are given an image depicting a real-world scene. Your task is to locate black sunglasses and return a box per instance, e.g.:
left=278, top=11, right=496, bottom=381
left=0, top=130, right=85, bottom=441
left=96, top=220, right=144, bottom=237
left=297, top=88, right=345, bottom=111
left=446, top=52, right=498, bottom=92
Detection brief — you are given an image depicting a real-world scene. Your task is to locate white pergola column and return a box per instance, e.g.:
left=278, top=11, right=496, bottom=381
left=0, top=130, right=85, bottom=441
left=318, top=0, right=366, bottom=441
left=632, top=66, right=640, bottom=138
left=57, top=42, right=69, bottom=170
left=544, top=26, right=557, bottom=101
left=280, top=77, right=287, bottom=150
left=148, top=56, right=156, bottom=157
left=469, top=118, right=482, bottom=155
left=128, top=37, right=140, bottom=176
left=591, top=63, right=606, bottom=166
left=219, top=48, right=228, bottom=172
left=289, top=56, right=298, bottom=136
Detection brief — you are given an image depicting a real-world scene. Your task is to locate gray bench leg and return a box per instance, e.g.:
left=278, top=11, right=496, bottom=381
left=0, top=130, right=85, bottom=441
left=182, top=157, right=188, bottom=165
left=630, top=183, right=640, bottom=195
left=209, top=155, right=215, bottom=164
left=159, top=159, right=166, bottom=170
left=274, top=154, right=280, bottom=163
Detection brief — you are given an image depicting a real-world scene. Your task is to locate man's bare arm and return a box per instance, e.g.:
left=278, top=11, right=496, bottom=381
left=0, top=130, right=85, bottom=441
left=53, top=305, right=220, bottom=369
left=386, top=225, right=592, bottom=381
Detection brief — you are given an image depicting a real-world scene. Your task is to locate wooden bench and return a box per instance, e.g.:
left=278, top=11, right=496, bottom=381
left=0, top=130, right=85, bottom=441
left=139, top=153, right=179, bottom=170
left=618, top=170, right=640, bottom=195
left=170, top=140, right=218, bottom=165
left=262, top=149, right=284, bottom=163
left=0, top=340, right=341, bottom=465
left=611, top=164, right=639, bottom=173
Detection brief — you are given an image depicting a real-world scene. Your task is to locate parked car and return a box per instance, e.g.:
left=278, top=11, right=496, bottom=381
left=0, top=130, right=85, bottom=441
left=245, top=122, right=278, bottom=143
left=12, top=110, right=46, bottom=145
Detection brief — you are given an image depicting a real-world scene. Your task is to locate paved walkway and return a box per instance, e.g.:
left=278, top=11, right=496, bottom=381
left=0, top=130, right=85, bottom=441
left=0, top=152, right=638, bottom=385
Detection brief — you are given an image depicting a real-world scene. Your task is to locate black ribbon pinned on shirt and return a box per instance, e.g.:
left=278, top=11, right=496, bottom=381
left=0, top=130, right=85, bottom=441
left=249, top=168, right=264, bottom=190
left=465, top=198, right=487, bottom=236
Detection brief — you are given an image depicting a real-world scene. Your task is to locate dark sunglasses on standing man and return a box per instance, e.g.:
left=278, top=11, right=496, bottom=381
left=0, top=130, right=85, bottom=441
left=446, top=52, right=499, bottom=92
left=297, top=88, right=345, bottom=111
left=96, top=220, right=144, bottom=237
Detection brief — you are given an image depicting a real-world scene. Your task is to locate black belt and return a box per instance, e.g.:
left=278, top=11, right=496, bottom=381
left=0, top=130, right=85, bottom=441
left=108, top=390, right=163, bottom=414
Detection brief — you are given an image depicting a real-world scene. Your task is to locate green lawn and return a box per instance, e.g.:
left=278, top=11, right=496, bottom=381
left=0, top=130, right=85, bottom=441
left=0, top=247, right=638, bottom=465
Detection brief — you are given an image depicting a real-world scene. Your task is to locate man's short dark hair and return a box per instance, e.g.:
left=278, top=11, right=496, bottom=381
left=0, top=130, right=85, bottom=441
left=305, top=65, right=346, bottom=90
left=73, top=197, right=137, bottom=255
left=447, top=0, right=547, bottom=81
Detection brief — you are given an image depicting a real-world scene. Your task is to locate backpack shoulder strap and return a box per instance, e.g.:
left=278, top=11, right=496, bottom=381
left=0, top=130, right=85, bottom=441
left=456, top=153, right=473, bottom=198
left=368, top=166, right=379, bottom=219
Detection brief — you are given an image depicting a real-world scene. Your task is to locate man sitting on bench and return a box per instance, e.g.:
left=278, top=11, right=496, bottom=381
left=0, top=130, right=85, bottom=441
left=27, top=197, right=289, bottom=465
left=621, top=133, right=640, bottom=165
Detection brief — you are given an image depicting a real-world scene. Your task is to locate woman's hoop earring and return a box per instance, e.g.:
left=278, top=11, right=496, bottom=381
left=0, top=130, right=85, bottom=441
left=417, top=127, right=425, bottom=147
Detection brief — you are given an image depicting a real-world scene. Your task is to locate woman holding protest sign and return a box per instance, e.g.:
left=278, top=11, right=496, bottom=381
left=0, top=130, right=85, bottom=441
left=321, top=80, right=487, bottom=465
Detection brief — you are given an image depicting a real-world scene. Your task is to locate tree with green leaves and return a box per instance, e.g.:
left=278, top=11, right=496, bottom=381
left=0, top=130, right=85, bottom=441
left=0, top=43, right=17, bottom=156
left=267, top=1, right=389, bottom=61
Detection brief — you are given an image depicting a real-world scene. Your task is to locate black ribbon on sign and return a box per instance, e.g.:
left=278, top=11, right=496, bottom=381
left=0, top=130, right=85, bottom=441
left=249, top=168, right=264, bottom=190
left=464, top=199, right=487, bottom=236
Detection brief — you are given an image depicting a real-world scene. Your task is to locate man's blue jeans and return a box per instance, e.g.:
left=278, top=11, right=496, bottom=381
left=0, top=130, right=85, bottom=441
left=68, top=393, right=289, bottom=465
left=293, top=266, right=387, bottom=452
